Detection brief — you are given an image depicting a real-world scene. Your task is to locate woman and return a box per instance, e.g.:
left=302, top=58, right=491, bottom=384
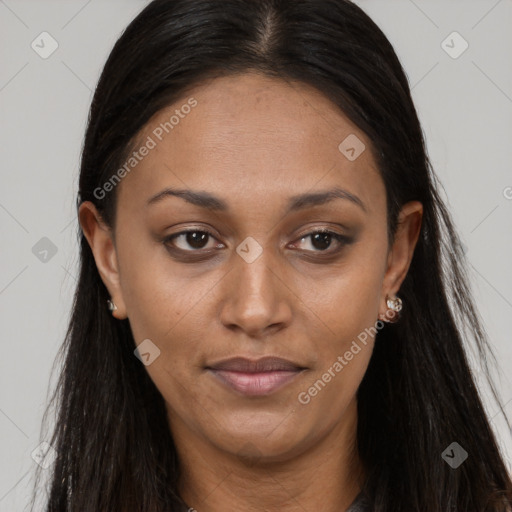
left=30, top=0, right=512, bottom=510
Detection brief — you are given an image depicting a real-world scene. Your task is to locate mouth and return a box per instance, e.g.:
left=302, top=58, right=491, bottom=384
left=205, top=356, right=307, bottom=397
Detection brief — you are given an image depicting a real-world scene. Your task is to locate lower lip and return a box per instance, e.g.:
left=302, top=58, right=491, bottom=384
left=207, top=369, right=304, bottom=396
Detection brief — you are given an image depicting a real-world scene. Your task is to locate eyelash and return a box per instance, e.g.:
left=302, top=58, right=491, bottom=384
left=162, top=227, right=351, bottom=257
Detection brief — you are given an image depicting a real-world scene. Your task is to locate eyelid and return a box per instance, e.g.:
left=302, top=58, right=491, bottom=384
left=295, top=226, right=346, bottom=238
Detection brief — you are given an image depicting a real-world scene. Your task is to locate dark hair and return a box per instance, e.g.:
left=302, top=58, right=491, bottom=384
left=30, top=0, right=512, bottom=510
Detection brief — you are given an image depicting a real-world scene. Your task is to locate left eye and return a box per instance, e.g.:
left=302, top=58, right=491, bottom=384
left=292, top=230, right=349, bottom=252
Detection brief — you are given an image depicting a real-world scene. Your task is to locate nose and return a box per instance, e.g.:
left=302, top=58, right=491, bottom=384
left=219, top=244, right=293, bottom=339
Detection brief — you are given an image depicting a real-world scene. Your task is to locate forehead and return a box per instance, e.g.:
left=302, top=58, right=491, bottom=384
left=116, top=72, right=383, bottom=214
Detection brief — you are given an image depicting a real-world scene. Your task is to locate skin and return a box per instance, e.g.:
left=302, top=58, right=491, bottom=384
left=79, top=72, right=423, bottom=512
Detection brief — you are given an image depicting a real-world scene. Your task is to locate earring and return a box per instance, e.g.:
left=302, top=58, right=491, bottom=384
left=107, top=299, right=118, bottom=312
left=378, top=294, right=402, bottom=323
left=386, top=295, right=403, bottom=313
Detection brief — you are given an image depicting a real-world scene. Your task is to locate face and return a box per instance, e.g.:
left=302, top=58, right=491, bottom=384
left=80, top=72, right=422, bottom=465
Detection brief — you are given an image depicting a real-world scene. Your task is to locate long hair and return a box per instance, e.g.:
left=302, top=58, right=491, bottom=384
left=30, top=0, right=512, bottom=510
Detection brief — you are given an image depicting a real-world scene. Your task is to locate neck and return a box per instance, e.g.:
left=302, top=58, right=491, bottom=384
left=172, top=398, right=365, bottom=512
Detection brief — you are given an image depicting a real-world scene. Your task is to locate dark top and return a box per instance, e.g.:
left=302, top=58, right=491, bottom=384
left=176, top=490, right=370, bottom=511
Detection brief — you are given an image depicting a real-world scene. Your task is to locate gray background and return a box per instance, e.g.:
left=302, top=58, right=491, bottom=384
left=1, top=0, right=511, bottom=509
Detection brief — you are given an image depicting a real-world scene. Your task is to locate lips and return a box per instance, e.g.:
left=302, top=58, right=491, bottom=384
left=206, top=356, right=306, bottom=396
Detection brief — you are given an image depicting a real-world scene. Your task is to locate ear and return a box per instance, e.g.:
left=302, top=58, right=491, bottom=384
left=78, top=201, right=128, bottom=320
left=379, top=200, right=423, bottom=317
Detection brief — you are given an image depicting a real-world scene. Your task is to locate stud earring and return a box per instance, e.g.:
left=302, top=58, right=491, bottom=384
left=386, top=295, right=403, bottom=313
left=378, top=294, right=403, bottom=323
left=107, top=299, right=118, bottom=312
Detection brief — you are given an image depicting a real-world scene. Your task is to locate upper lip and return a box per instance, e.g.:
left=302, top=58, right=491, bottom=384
left=206, top=356, right=305, bottom=373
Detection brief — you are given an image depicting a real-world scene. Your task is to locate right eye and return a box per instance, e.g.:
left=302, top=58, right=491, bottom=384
left=163, top=229, right=224, bottom=252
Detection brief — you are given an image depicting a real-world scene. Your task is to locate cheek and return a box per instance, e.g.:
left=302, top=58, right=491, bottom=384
left=116, top=244, right=218, bottom=394
left=306, top=246, right=387, bottom=348
left=297, top=240, right=387, bottom=400
left=115, top=229, right=200, bottom=342
left=294, top=274, right=382, bottom=431
left=302, top=277, right=380, bottom=392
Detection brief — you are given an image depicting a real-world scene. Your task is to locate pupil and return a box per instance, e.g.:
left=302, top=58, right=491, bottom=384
left=187, top=231, right=208, bottom=249
left=312, top=233, right=331, bottom=250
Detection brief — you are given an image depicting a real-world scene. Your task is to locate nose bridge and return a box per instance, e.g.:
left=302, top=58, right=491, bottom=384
left=220, top=237, right=291, bottom=335
left=237, top=243, right=276, bottom=299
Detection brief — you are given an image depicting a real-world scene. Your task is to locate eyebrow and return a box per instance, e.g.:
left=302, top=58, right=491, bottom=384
left=146, top=186, right=366, bottom=213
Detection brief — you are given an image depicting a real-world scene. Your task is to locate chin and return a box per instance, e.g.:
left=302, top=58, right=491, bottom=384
left=212, top=419, right=311, bottom=460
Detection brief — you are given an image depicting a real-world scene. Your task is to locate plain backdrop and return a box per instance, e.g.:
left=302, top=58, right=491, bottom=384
left=1, top=1, right=511, bottom=510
